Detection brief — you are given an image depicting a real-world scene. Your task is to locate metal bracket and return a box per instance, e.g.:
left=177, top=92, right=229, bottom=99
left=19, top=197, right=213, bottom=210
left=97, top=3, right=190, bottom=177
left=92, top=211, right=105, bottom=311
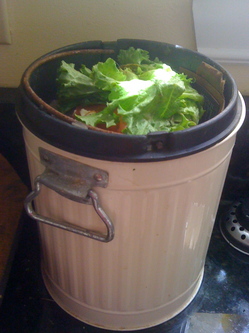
left=39, top=147, right=109, bottom=204
left=24, top=148, right=114, bottom=242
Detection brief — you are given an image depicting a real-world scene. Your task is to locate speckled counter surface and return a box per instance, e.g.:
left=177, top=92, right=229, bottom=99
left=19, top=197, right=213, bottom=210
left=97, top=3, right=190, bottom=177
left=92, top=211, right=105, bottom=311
left=0, top=98, right=249, bottom=333
left=0, top=202, right=249, bottom=333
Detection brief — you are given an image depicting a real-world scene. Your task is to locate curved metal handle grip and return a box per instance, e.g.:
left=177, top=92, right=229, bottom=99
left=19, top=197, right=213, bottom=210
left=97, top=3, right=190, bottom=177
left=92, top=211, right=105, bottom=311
left=24, top=176, right=114, bottom=242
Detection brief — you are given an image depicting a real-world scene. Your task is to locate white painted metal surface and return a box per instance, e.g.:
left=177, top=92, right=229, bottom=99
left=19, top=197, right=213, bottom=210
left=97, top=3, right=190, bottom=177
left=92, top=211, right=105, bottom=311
left=22, top=95, right=245, bottom=330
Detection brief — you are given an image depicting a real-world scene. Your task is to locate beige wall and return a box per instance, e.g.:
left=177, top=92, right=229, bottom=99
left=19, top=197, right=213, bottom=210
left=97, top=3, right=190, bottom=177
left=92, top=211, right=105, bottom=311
left=1, top=0, right=248, bottom=94
left=1, top=0, right=196, bottom=87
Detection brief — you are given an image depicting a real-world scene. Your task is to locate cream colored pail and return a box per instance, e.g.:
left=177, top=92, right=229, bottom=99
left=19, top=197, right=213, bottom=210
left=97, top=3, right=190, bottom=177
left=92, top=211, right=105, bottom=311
left=17, top=39, right=246, bottom=331
left=21, top=93, right=245, bottom=330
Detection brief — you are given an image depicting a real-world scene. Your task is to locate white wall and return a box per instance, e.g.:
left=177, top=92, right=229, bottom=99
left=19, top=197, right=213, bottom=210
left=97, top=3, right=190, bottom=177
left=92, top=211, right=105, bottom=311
left=193, top=0, right=249, bottom=95
left=1, top=0, right=248, bottom=94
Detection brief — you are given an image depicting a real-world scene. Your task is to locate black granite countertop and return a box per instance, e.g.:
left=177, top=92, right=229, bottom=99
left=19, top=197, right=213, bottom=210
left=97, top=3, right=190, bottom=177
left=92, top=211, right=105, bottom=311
left=0, top=97, right=249, bottom=333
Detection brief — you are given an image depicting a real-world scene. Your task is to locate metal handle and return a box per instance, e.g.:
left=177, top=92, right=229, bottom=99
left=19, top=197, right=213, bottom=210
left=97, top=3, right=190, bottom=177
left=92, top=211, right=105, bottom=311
left=24, top=148, right=114, bottom=242
left=24, top=177, right=114, bottom=242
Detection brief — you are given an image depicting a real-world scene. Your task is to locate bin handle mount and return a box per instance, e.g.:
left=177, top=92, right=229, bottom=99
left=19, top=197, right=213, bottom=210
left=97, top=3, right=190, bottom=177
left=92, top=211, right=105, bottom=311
left=24, top=148, right=114, bottom=243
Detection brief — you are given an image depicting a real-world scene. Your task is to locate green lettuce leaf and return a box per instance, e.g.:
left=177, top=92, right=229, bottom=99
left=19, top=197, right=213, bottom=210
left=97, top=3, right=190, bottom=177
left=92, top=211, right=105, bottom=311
left=117, top=47, right=151, bottom=65
left=91, top=58, right=127, bottom=91
left=56, top=47, right=206, bottom=134
left=56, top=61, right=105, bottom=113
left=75, top=108, right=118, bottom=128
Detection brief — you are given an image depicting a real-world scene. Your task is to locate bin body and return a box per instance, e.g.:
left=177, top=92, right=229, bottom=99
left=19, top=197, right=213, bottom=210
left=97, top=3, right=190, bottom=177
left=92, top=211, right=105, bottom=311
left=18, top=39, right=246, bottom=330
left=22, top=105, right=244, bottom=329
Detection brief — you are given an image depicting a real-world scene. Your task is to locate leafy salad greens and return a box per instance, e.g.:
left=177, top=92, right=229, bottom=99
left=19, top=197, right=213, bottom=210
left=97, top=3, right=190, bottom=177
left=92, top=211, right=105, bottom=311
left=56, top=47, right=205, bottom=135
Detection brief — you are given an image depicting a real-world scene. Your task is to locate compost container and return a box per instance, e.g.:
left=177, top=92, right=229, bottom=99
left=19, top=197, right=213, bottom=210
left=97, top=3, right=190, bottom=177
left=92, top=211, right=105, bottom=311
left=17, top=39, right=245, bottom=331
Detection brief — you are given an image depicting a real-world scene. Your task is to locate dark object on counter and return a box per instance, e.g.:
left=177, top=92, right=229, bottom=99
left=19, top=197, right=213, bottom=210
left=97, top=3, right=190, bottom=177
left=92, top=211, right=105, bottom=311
left=221, top=96, right=249, bottom=201
left=220, top=198, right=249, bottom=255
